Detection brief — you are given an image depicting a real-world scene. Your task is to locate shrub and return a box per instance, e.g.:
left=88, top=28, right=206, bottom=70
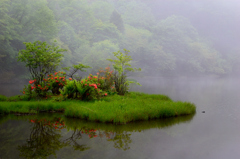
left=98, top=66, right=116, bottom=94
left=18, top=40, right=66, bottom=97
left=60, top=74, right=108, bottom=100
left=47, top=71, right=67, bottom=95
left=107, top=49, right=141, bottom=95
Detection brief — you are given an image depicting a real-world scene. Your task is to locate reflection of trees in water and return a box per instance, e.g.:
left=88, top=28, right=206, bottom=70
left=17, top=119, right=90, bottom=159
left=67, top=127, right=132, bottom=151
left=64, top=128, right=90, bottom=151
left=18, top=119, right=67, bottom=159
left=110, top=132, right=132, bottom=151
left=15, top=113, right=195, bottom=158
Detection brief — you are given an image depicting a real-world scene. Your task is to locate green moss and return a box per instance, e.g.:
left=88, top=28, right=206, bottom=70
left=0, top=92, right=196, bottom=123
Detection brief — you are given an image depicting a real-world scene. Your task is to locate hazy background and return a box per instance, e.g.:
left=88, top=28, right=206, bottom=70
left=0, top=0, right=240, bottom=83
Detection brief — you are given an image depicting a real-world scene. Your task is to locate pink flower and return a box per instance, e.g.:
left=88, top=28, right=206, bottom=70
left=104, top=93, right=107, bottom=96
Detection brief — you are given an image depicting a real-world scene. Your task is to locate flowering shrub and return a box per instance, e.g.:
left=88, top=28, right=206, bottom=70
left=46, top=71, right=67, bottom=95
left=98, top=66, right=116, bottom=94
left=60, top=74, right=109, bottom=100
left=22, top=71, right=67, bottom=99
left=78, top=74, right=105, bottom=100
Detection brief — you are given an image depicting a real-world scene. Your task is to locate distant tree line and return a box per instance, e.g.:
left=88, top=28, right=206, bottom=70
left=0, top=0, right=238, bottom=83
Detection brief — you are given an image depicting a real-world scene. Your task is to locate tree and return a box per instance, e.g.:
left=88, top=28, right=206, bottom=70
left=63, top=63, right=91, bottom=81
left=110, top=10, right=125, bottom=33
left=18, top=41, right=66, bottom=96
left=107, top=49, right=141, bottom=95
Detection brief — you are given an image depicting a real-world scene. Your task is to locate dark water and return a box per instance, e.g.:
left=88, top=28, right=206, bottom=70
left=0, top=77, right=240, bottom=159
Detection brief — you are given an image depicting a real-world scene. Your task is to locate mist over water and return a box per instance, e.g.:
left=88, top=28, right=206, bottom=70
left=1, top=77, right=240, bottom=159
left=1, top=0, right=240, bottom=158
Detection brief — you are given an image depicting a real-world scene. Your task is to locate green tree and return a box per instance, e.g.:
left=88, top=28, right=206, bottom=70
left=63, top=63, right=91, bottom=81
left=18, top=41, right=66, bottom=96
left=110, top=10, right=125, bottom=33
left=107, top=49, right=141, bottom=95
left=90, top=0, right=114, bottom=22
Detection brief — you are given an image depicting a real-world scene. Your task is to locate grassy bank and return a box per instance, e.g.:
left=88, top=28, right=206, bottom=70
left=0, top=92, right=196, bottom=124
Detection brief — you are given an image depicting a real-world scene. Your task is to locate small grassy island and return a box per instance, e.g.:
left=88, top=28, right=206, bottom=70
left=0, top=92, right=195, bottom=124
left=0, top=43, right=196, bottom=124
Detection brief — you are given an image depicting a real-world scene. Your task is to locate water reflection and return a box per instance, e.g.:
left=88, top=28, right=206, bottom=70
left=18, top=118, right=67, bottom=159
left=0, top=113, right=194, bottom=158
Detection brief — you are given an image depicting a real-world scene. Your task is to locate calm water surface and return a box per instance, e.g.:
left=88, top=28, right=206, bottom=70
left=0, top=77, right=240, bottom=159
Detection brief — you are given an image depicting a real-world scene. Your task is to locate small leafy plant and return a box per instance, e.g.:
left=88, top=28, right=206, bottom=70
left=107, top=49, right=141, bottom=95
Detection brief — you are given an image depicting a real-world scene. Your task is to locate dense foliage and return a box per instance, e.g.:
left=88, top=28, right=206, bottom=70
left=0, top=0, right=239, bottom=83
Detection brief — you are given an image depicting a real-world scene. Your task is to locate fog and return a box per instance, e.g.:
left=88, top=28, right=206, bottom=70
left=1, top=1, right=240, bottom=158
left=0, top=0, right=240, bottom=84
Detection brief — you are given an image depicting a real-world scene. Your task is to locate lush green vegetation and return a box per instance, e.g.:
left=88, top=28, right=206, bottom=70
left=0, top=1, right=197, bottom=124
left=1, top=0, right=239, bottom=83
left=0, top=92, right=196, bottom=124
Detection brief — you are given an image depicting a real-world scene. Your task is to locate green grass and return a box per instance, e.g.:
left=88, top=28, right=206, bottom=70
left=0, top=92, right=196, bottom=124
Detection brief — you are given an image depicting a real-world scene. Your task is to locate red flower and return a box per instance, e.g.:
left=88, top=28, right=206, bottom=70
left=29, top=80, right=34, bottom=84
left=104, top=93, right=107, bottom=96
left=56, top=80, right=59, bottom=83
left=31, top=86, right=34, bottom=90
left=38, top=85, right=41, bottom=87
left=69, top=78, right=72, bottom=80
left=55, top=77, right=58, bottom=79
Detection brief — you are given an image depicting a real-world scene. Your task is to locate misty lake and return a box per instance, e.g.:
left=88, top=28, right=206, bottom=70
left=1, top=76, right=240, bottom=159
